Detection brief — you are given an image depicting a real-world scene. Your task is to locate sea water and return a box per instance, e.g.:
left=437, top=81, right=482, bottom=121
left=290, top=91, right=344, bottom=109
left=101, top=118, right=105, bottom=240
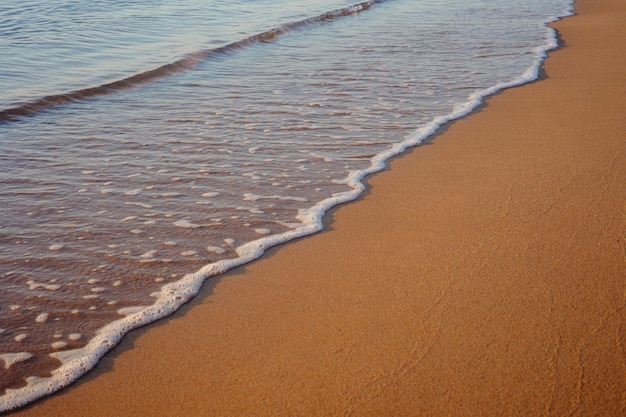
left=0, top=0, right=573, bottom=411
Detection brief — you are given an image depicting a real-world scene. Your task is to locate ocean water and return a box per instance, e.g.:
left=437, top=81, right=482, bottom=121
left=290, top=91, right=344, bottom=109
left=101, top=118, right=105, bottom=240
left=0, top=0, right=573, bottom=411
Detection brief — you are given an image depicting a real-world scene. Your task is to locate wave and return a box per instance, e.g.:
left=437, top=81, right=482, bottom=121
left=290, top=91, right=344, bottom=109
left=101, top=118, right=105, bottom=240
left=0, top=0, right=385, bottom=124
left=0, top=0, right=575, bottom=412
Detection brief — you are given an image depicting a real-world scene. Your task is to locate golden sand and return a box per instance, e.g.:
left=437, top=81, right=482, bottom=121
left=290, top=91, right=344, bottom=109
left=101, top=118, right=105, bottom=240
left=12, top=0, right=625, bottom=415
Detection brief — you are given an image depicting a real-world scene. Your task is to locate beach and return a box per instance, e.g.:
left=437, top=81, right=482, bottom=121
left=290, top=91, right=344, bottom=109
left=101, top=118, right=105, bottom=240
left=10, top=0, right=625, bottom=415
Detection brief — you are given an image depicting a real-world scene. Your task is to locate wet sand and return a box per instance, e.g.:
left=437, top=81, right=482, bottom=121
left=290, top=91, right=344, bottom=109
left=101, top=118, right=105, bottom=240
left=11, top=0, right=626, bottom=415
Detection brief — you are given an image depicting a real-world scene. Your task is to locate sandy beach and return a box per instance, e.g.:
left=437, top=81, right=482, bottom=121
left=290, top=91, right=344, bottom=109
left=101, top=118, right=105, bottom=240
left=10, top=0, right=625, bottom=415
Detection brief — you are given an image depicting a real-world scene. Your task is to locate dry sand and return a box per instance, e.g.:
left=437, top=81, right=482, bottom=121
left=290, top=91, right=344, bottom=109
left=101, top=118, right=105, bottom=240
left=11, top=0, right=625, bottom=415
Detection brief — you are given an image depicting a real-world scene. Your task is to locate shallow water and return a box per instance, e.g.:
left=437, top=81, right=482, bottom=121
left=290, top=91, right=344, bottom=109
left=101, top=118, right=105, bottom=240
left=0, top=0, right=572, bottom=411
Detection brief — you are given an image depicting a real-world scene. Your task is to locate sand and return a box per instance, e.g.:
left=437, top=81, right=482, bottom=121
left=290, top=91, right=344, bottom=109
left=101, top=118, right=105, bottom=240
left=10, top=0, right=625, bottom=415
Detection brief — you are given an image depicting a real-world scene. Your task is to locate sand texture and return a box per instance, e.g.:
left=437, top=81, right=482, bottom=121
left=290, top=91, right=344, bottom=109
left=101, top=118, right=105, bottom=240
left=10, top=0, right=626, bottom=415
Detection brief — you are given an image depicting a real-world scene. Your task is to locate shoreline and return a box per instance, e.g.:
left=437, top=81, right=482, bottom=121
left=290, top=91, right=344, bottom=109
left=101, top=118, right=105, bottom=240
left=9, top=0, right=626, bottom=415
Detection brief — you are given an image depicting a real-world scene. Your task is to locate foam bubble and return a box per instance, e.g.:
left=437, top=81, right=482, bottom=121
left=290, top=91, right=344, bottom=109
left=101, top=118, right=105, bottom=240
left=27, top=280, right=61, bottom=291
left=35, top=313, right=49, bottom=323
left=1, top=352, right=33, bottom=369
left=50, top=341, right=68, bottom=350
left=174, top=220, right=200, bottom=229
left=206, top=246, right=226, bottom=254
left=68, top=334, right=82, bottom=341
left=48, top=244, right=64, bottom=251
left=121, top=216, right=137, bottom=222
left=117, top=306, right=144, bottom=316
left=14, top=334, right=28, bottom=342
left=140, top=250, right=157, bottom=259
left=243, top=193, right=307, bottom=202
left=124, top=189, right=142, bottom=196
left=83, top=295, right=99, bottom=300
left=201, top=192, right=220, bottom=198
left=125, top=202, right=154, bottom=209
left=180, top=250, right=198, bottom=256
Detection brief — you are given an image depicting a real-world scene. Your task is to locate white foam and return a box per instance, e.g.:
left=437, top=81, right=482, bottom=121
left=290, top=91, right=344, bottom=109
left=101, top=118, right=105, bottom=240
left=236, top=206, right=264, bottom=214
left=201, top=192, right=220, bottom=198
left=180, top=250, right=198, bottom=256
left=124, top=189, right=142, bottom=196
left=125, top=202, right=154, bottom=209
left=82, top=295, right=99, bottom=300
left=68, top=334, right=82, bottom=341
left=51, top=341, right=68, bottom=350
left=174, top=220, right=200, bottom=229
left=14, top=334, right=28, bottom=342
left=1, top=352, right=33, bottom=369
left=140, top=250, right=158, bottom=259
left=35, top=313, right=49, bottom=324
left=48, top=244, right=64, bottom=251
left=117, top=306, right=145, bottom=316
left=243, top=193, right=307, bottom=202
left=254, top=228, right=271, bottom=235
left=206, top=246, right=226, bottom=254
left=27, top=280, right=61, bottom=291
